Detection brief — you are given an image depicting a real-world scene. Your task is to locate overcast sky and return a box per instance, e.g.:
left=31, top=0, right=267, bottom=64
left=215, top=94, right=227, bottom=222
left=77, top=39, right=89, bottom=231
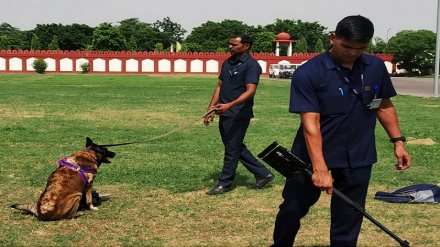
left=1, top=0, right=438, bottom=41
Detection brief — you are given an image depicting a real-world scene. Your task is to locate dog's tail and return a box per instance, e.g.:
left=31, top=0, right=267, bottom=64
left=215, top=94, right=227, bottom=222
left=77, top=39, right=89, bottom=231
left=11, top=204, right=38, bottom=217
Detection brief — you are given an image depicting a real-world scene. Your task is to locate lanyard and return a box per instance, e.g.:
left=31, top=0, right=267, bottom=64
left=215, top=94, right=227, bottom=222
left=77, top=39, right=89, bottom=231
left=229, top=62, right=242, bottom=77
left=335, top=66, right=367, bottom=106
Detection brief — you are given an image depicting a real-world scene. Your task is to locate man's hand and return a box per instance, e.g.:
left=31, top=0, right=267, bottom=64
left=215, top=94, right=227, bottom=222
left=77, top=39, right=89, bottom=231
left=311, top=170, right=334, bottom=194
left=203, top=109, right=216, bottom=126
left=212, top=103, right=232, bottom=115
left=394, top=143, right=411, bottom=170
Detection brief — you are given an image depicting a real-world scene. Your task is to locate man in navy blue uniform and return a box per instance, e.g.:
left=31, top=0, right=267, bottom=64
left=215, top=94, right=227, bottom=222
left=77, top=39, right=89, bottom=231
left=203, top=34, right=274, bottom=195
left=271, top=16, right=411, bottom=246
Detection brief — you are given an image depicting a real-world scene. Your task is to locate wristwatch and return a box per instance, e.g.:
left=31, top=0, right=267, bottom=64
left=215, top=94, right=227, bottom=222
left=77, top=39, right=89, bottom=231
left=390, top=136, right=406, bottom=143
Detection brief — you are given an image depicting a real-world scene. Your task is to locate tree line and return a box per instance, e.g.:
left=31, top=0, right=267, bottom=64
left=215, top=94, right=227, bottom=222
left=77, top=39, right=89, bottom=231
left=0, top=17, right=436, bottom=75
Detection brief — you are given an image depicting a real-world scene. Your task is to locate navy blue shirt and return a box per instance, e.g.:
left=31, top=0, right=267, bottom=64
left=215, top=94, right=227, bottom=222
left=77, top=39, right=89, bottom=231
left=289, top=48, right=397, bottom=168
left=218, top=52, right=262, bottom=118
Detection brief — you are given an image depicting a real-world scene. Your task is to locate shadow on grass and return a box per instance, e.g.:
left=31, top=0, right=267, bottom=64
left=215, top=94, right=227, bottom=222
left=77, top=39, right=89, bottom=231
left=202, top=170, right=276, bottom=190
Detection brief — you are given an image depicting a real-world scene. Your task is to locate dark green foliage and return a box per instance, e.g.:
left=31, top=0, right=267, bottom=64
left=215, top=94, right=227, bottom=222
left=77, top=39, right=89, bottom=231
left=154, top=43, right=164, bottom=52
left=32, top=59, right=48, bottom=73
left=91, top=22, right=127, bottom=51
left=387, top=30, right=436, bottom=75
left=314, top=38, right=325, bottom=53
left=0, top=35, right=9, bottom=50
left=118, top=18, right=162, bottom=51
left=19, top=23, right=94, bottom=50
left=367, top=37, right=387, bottom=54
left=152, top=16, right=186, bottom=43
left=252, top=31, right=277, bottom=53
left=30, top=33, right=41, bottom=50
left=294, top=37, right=308, bottom=53
left=185, top=20, right=257, bottom=52
left=80, top=62, right=89, bottom=73
left=0, top=22, right=27, bottom=49
left=180, top=42, right=202, bottom=52
left=126, top=36, right=138, bottom=51
left=48, top=35, right=59, bottom=50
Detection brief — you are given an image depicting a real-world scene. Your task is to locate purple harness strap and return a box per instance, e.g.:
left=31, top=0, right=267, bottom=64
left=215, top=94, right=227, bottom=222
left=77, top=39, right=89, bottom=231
left=57, top=157, right=97, bottom=185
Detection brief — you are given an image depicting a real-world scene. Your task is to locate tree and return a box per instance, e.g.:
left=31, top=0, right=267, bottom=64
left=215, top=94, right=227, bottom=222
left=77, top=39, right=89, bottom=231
left=118, top=18, right=159, bottom=51
left=61, top=24, right=94, bottom=50
left=0, top=22, right=28, bottom=50
left=264, top=19, right=296, bottom=34
left=0, top=35, right=9, bottom=50
left=91, top=22, right=127, bottom=51
left=31, top=33, right=41, bottom=50
left=48, top=35, right=60, bottom=50
left=294, top=37, right=308, bottom=53
left=31, top=23, right=94, bottom=50
left=126, top=36, right=138, bottom=51
left=181, top=42, right=202, bottom=52
left=154, top=43, right=164, bottom=52
left=252, top=31, right=276, bottom=53
left=314, top=38, right=325, bottom=53
left=153, top=17, right=186, bottom=42
left=366, top=37, right=386, bottom=54
left=185, top=20, right=256, bottom=52
left=32, top=24, right=63, bottom=50
left=291, top=20, right=328, bottom=52
left=387, top=30, right=436, bottom=75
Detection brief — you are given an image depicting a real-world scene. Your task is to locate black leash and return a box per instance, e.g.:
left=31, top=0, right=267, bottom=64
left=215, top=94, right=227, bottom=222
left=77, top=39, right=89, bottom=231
left=100, top=108, right=216, bottom=147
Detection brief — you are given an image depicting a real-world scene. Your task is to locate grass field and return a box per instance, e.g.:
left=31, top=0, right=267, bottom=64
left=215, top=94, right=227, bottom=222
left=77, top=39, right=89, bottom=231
left=1, top=73, right=439, bottom=246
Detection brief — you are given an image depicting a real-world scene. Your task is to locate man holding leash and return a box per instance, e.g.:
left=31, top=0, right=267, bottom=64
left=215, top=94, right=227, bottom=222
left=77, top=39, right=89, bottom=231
left=203, top=33, right=274, bottom=195
left=271, top=15, right=411, bottom=246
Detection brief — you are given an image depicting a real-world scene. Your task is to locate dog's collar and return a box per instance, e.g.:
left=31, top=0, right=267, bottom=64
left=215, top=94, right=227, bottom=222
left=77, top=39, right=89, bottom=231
left=57, top=157, right=97, bottom=185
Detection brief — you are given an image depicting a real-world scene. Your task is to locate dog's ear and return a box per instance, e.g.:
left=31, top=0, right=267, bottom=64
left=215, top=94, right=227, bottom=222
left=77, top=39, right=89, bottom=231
left=86, top=137, right=95, bottom=148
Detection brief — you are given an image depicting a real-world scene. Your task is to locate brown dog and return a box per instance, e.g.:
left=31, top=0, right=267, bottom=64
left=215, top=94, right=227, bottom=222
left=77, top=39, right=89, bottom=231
left=11, top=137, right=115, bottom=221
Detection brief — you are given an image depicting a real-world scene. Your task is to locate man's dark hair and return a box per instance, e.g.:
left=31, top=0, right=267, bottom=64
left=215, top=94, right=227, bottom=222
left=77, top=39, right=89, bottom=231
left=335, top=15, right=374, bottom=43
left=232, top=33, right=254, bottom=49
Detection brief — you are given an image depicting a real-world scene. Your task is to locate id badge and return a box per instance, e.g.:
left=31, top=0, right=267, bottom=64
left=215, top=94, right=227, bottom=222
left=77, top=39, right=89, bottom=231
left=368, top=98, right=382, bottom=109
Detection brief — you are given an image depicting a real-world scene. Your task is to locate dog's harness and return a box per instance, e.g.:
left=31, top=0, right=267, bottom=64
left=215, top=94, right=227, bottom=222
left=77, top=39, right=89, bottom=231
left=57, top=157, right=97, bottom=185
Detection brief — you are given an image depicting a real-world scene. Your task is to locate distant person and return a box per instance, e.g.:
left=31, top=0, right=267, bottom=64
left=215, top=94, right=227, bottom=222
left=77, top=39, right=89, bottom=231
left=271, top=15, right=411, bottom=246
left=203, top=33, right=274, bottom=195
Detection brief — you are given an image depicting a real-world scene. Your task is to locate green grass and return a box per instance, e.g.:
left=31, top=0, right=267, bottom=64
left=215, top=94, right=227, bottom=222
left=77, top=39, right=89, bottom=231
left=1, top=74, right=439, bottom=246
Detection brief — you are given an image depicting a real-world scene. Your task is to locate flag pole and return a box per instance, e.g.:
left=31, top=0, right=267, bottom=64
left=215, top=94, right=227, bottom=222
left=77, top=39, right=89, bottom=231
left=433, top=0, right=440, bottom=97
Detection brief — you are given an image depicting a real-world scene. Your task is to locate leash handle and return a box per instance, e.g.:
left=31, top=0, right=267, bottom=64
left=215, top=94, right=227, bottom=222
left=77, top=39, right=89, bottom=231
left=203, top=108, right=216, bottom=117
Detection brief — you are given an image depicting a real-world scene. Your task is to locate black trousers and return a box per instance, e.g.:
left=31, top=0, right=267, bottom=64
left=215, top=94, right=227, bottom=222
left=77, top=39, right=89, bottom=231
left=272, top=165, right=372, bottom=247
left=217, top=116, right=271, bottom=187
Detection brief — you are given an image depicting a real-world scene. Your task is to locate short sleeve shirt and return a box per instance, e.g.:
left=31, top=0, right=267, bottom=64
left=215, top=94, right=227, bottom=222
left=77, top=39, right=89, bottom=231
left=289, top=48, right=397, bottom=168
left=218, top=53, right=262, bottom=118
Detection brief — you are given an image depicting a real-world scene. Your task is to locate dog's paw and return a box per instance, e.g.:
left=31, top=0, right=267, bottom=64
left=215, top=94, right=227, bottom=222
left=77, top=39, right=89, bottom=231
left=73, top=211, right=85, bottom=218
left=89, top=205, right=99, bottom=211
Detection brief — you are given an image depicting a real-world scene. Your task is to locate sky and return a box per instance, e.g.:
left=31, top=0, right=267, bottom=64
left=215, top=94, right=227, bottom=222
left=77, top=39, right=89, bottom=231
left=1, top=0, right=438, bottom=41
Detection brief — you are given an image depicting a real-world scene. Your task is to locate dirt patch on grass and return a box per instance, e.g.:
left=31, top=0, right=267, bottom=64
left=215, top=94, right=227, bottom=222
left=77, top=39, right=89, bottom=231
left=407, top=138, right=436, bottom=145
left=0, top=106, right=45, bottom=119
left=73, top=109, right=186, bottom=127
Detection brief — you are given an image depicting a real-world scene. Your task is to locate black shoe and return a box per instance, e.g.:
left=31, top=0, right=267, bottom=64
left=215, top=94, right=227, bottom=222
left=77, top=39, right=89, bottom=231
left=206, top=185, right=231, bottom=195
left=252, top=173, right=275, bottom=189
